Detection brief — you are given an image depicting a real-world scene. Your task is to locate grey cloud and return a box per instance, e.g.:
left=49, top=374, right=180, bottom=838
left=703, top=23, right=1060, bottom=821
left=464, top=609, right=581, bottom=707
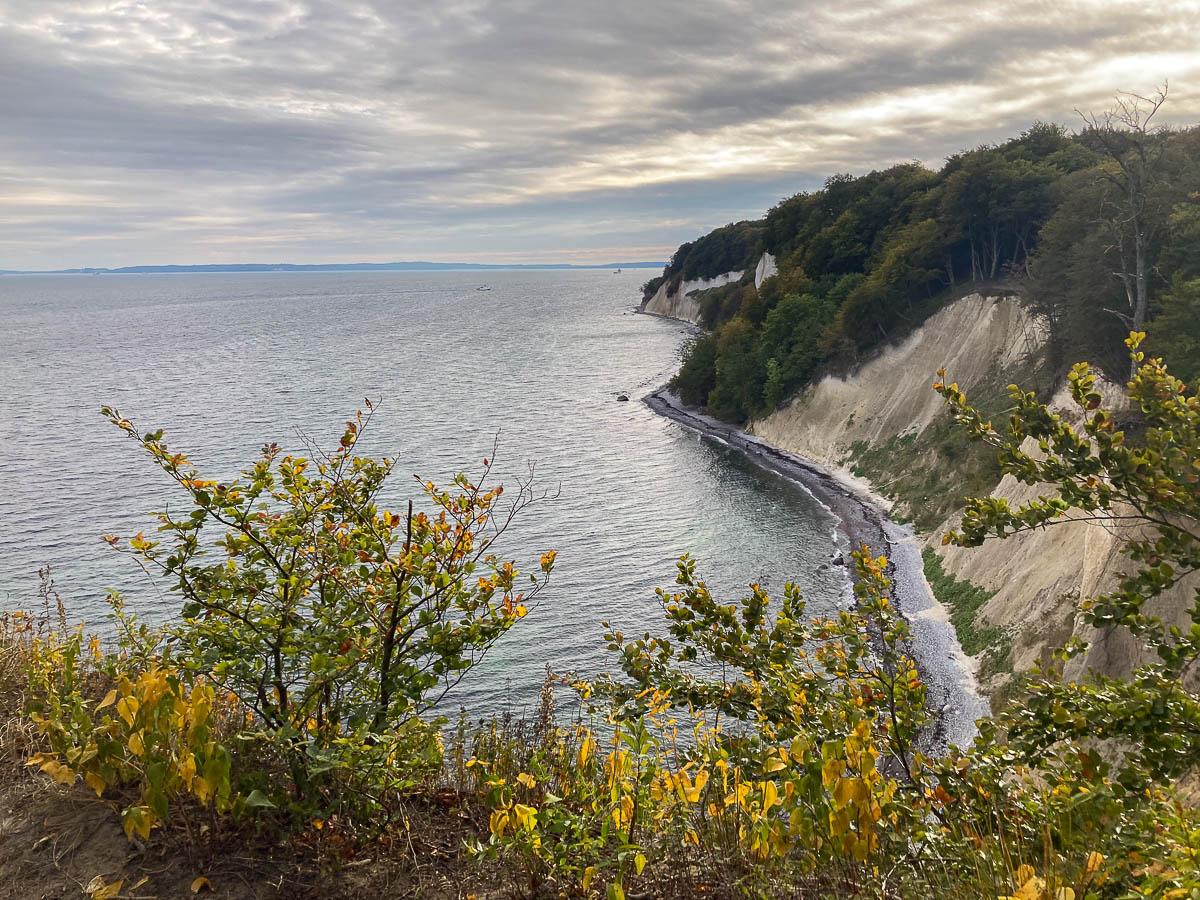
left=0, top=0, right=1197, bottom=268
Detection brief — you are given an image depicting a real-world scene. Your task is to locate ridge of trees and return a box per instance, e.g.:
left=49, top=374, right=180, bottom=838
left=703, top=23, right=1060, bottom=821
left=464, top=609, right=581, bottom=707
left=659, top=88, right=1200, bottom=423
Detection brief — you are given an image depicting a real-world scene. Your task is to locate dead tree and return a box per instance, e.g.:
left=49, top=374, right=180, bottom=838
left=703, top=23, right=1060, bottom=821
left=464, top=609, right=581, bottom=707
left=1078, top=84, right=1172, bottom=375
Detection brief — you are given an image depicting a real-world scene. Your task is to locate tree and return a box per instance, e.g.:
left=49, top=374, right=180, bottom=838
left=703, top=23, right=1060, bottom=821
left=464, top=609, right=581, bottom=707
left=707, top=318, right=763, bottom=421
left=673, top=334, right=718, bottom=406
left=1150, top=276, right=1200, bottom=386
left=1078, top=85, right=1173, bottom=370
left=939, top=150, right=1054, bottom=281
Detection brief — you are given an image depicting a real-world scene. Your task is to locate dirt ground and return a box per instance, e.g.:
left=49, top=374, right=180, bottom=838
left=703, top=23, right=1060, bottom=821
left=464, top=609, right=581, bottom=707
left=0, top=771, right=486, bottom=900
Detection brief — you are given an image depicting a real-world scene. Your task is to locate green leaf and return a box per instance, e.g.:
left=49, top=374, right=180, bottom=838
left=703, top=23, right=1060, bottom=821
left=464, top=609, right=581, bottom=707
left=243, top=789, right=276, bottom=809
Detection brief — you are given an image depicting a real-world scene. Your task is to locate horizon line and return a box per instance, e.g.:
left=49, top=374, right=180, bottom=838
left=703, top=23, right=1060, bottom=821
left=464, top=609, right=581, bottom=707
left=0, top=259, right=667, bottom=276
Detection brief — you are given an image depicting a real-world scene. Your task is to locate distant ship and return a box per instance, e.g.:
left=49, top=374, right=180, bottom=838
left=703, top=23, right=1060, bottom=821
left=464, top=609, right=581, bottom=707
left=613, top=267, right=622, bottom=274
left=476, top=284, right=492, bottom=291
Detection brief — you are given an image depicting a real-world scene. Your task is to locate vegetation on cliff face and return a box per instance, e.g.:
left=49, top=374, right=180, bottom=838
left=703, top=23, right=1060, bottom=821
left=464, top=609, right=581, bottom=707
left=3, top=337, right=1199, bottom=898
left=921, top=547, right=1009, bottom=678
left=657, top=90, right=1200, bottom=424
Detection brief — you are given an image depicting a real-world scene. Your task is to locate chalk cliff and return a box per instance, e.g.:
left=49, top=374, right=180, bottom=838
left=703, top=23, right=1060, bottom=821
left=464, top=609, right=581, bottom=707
left=651, top=288, right=1197, bottom=697
left=640, top=253, right=776, bottom=324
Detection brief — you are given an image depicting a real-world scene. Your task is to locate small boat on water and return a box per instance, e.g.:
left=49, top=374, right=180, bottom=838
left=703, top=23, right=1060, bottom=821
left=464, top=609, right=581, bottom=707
left=476, top=284, right=492, bottom=291
left=613, top=268, right=622, bottom=274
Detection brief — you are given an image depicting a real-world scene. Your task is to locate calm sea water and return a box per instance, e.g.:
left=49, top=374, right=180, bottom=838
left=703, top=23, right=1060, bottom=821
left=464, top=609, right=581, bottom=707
left=0, top=270, right=844, bottom=715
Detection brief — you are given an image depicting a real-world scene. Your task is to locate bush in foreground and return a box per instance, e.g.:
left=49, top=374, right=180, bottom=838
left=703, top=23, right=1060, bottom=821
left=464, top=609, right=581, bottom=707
left=4, top=335, right=1198, bottom=897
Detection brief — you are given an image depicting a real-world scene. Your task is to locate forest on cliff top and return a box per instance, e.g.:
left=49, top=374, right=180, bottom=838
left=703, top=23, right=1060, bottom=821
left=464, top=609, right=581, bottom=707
left=650, top=92, right=1200, bottom=422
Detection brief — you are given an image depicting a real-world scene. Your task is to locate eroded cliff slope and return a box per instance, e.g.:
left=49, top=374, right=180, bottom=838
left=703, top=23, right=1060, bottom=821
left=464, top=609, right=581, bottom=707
left=743, top=291, right=1197, bottom=697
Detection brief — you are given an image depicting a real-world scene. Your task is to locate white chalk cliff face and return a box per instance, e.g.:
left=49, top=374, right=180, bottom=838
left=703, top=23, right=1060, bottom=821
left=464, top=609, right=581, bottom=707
left=640, top=253, right=778, bottom=324
left=751, top=294, right=1044, bottom=467
left=640, top=269, right=742, bottom=324
left=750, top=292, right=1196, bottom=691
left=647, top=284, right=1196, bottom=694
left=754, top=252, right=777, bottom=290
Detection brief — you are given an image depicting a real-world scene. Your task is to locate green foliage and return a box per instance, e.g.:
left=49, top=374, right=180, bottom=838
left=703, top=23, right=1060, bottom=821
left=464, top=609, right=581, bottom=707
left=648, top=118, right=1200, bottom=423
left=921, top=548, right=1010, bottom=674
left=23, top=615, right=232, bottom=841
left=663, top=220, right=764, bottom=285
left=936, top=333, right=1200, bottom=786
left=1031, top=124, right=1200, bottom=377
left=468, top=539, right=1200, bottom=897
left=672, top=333, right=717, bottom=406
left=1150, top=275, right=1200, bottom=386
left=841, top=372, right=1021, bottom=533
left=98, top=403, right=555, bottom=814
left=706, top=318, right=764, bottom=423
left=474, top=550, right=932, bottom=897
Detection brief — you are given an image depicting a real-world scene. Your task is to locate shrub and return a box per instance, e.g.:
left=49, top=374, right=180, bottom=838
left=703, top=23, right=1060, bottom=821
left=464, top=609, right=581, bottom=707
left=98, top=402, right=556, bottom=816
left=23, top=611, right=232, bottom=840
left=937, top=333, right=1200, bottom=786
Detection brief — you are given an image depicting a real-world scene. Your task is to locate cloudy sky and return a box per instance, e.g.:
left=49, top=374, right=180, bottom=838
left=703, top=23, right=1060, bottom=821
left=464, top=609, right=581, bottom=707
left=2, top=0, right=1199, bottom=269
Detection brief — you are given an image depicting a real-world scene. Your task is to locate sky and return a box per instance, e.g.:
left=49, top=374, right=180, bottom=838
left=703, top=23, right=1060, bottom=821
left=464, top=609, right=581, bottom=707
left=2, top=0, right=1199, bottom=269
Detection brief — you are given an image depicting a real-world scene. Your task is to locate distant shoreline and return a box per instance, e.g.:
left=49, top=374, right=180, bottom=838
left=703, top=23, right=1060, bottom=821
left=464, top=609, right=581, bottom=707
left=643, top=384, right=988, bottom=753
left=0, top=261, right=666, bottom=276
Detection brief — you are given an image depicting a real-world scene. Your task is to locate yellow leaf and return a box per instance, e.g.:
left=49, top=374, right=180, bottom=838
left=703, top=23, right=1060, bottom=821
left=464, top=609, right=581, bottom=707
left=122, top=805, right=154, bottom=842
left=821, top=757, right=843, bottom=789
left=85, top=771, right=107, bottom=797
left=96, top=689, right=118, bottom=711
left=489, top=808, right=509, bottom=837
left=833, top=776, right=864, bottom=808
left=764, top=755, right=787, bottom=773
left=179, top=753, right=197, bottom=788
left=116, top=696, right=140, bottom=727
left=513, top=803, right=538, bottom=831
left=128, top=731, right=145, bottom=757
left=1084, top=851, right=1104, bottom=875
left=578, top=735, right=596, bottom=768
left=312, top=818, right=324, bottom=830
left=582, top=866, right=597, bottom=890
left=762, top=780, right=779, bottom=812
left=193, top=776, right=212, bottom=805
left=634, top=852, right=646, bottom=876
left=85, top=876, right=124, bottom=900
left=39, top=758, right=76, bottom=787
left=516, top=772, right=537, bottom=789
left=191, top=875, right=213, bottom=893
left=1011, top=875, right=1044, bottom=900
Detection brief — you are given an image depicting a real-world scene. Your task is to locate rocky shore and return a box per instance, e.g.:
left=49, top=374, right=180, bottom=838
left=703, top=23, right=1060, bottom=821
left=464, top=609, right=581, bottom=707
left=644, top=386, right=989, bottom=753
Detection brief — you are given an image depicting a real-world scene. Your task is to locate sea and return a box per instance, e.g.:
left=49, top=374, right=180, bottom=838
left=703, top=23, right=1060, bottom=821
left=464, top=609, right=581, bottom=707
left=0, top=270, right=847, bottom=717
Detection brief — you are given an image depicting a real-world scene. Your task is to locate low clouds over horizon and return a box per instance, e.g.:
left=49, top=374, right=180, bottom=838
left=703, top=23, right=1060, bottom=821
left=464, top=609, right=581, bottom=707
left=2, top=0, right=1199, bottom=269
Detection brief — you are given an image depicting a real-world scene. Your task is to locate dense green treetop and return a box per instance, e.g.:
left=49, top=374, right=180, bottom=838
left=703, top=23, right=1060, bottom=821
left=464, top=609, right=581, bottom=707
left=651, top=105, right=1200, bottom=424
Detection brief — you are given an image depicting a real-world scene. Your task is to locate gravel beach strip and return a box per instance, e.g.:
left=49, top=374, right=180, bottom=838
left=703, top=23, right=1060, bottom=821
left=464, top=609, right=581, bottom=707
left=645, top=386, right=989, bottom=753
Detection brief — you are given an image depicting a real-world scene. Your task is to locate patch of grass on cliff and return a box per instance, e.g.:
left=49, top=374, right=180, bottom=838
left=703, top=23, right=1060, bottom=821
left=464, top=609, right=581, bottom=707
left=922, top=547, right=1011, bottom=676
left=844, top=357, right=1054, bottom=532
left=845, top=418, right=1002, bottom=532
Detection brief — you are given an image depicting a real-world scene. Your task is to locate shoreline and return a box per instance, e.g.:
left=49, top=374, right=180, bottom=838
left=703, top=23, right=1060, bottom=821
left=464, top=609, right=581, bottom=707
left=644, top=385, right=989, bottom=753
